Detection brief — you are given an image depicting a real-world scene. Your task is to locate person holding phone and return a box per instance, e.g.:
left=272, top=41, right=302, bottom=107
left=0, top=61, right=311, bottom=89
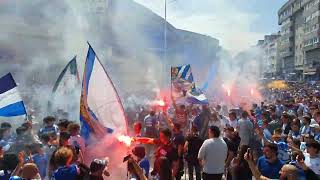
left=245, top=147, right=298, bottom=180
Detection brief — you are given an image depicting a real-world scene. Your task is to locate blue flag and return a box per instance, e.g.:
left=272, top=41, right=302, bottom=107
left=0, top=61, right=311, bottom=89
left=0, top=73, right=27, bottom=117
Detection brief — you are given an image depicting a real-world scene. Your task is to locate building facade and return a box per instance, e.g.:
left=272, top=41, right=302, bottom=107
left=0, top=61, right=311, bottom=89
left=259, top=34, right=281, bottom=79
left=278, top=0, right=320, bottom=81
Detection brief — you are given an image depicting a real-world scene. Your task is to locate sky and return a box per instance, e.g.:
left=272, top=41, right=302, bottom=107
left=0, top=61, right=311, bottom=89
left=134, top=0, right=288, bottom=54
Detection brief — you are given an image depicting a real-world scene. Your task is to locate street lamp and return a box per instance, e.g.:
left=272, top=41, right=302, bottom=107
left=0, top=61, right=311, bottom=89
left=163, top=0, right=167, bottom=88
left=163, top=0, right=176, bottom=88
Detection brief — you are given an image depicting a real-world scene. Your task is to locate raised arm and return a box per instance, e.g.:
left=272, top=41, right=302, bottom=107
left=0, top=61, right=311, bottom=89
left=244, top=149, right=269, bottom=180
left=163, top=111, right=174, bottom=130
left=11, top=151, right=25, bottom=177
left=172, top=95, right=178, bottom=110
left=133, top=137, right=156, bottom=144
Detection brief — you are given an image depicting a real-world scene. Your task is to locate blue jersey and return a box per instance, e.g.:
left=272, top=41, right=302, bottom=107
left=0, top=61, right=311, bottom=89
left=32, top=153, right=48, bottom=178
left=53, top=164, right=78, bottom=180
left=257, top=156, right=284, bottom=179
left=315, top=133, right=320, bottom=143
left=144, top=115, right=158, bottom=138
left=139, top=157, right=150, bottom=178
left=276, top=141, right=290, bottom=163
left=0, top=170, right=12, bottom=180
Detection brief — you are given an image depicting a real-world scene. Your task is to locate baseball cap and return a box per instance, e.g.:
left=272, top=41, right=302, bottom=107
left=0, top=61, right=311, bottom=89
left=0, top=140, right=10, bottom=152
left=90, top=158, right=109, bottom=173
left=310, top=124, right=320, bottom=128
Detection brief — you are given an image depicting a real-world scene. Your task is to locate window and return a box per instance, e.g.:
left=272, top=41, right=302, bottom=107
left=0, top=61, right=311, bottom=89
left=305, top=15, right=311, bottom=22
left=305, top=27, right=310, bottom=33
left=304, top=39, right=315, bottom=47
left=314, top=37, right=319, bottom=43
left=289, top=47, right=293, bottom=52
left=282, top=18, right=291, bottom=25
left=312, top=10, right=320, bottom=19
left=312, top=24, right=319, bottom=31
left=305, top=0, right=320, bottom=11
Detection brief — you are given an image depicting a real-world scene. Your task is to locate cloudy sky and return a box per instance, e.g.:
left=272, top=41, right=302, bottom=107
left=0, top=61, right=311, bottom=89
left=134, top=0, right=287, bottom=54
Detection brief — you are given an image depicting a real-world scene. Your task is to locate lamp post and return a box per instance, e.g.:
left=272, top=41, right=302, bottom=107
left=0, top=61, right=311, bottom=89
left=163, top=0, right=167, bottom=88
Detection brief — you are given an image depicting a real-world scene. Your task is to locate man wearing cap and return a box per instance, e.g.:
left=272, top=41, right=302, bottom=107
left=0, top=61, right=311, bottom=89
left=89, top=158, right=110, bottom=180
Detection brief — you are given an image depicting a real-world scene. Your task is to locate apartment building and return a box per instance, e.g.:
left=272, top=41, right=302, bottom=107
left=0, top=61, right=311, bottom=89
left=278, top=0, right=320, bottom=80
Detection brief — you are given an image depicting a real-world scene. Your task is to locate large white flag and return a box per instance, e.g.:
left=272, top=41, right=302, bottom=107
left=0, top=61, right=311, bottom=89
left=80, top=43, right=127, bottom=141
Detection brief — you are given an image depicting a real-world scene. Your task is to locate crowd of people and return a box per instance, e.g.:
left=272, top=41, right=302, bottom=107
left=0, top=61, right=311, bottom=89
left=0, top=81, right=319, bottom=180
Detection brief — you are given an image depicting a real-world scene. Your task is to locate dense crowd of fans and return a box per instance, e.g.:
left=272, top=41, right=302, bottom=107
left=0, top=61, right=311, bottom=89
left=0, top=81, right=319, bottom=180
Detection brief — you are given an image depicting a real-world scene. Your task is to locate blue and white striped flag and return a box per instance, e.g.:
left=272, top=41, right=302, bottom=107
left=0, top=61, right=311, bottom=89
left=0, top=73, right=27, bottom=117
left=171, top=64, right=194, bottom=83
left=80, top=43, right=128, bottom=141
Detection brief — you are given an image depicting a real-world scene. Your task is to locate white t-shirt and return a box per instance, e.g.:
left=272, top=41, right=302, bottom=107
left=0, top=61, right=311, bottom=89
left=304, top=153, right=320, bottom=175
left=198, top=138, right=228, bottom=174
left=228, top=119, right=238, bottom=129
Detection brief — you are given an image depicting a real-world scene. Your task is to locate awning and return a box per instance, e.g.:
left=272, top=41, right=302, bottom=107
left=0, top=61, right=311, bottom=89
left=303, top=72, right=316, bottom=75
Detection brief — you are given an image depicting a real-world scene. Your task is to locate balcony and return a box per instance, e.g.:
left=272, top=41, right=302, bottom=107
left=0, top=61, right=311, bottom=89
left=280, top=50, right=294, bottom=58
left=304, top=42, right=320, bottom=51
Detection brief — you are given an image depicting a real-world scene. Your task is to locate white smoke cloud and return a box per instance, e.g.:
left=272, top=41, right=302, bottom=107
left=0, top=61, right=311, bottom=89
left=134, top=0, right=264, bottom=54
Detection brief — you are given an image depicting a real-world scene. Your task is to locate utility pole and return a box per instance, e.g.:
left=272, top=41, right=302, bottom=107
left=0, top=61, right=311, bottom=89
left=163, top=0, right=167, bottom=88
